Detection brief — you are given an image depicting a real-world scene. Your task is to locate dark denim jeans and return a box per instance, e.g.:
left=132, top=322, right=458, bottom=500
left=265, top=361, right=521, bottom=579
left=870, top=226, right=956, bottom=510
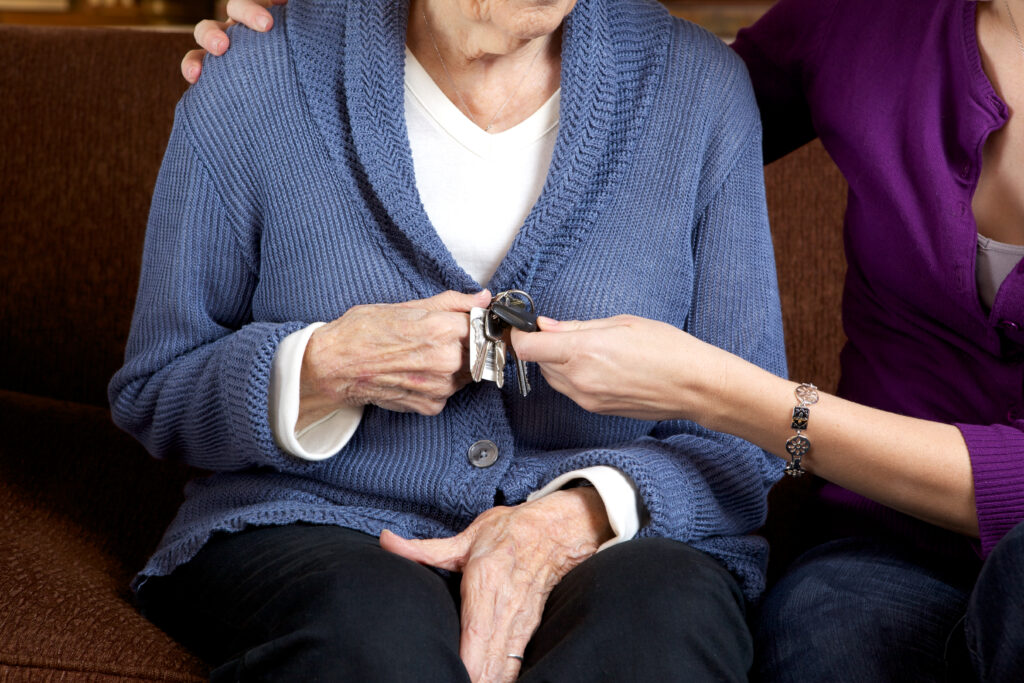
left=137, top=524, right=752, bottom=682
left=753, top=521, right=1024, bottom=682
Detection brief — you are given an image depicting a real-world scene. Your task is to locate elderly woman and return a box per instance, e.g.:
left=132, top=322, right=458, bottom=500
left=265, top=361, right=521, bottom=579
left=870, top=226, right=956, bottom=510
left=112, top=0, right=786, bottom=680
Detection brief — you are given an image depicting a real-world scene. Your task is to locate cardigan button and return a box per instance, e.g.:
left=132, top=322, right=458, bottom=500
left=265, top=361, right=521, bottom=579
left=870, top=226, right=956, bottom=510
left=1008, top=405, right=1023, bottom=422
left=999, top=320, right=1020, bottom=332
left=467, top=440, right=499, bottom=468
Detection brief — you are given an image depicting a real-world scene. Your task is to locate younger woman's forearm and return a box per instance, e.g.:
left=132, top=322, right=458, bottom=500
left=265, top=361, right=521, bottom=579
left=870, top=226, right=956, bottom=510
left=700, top=356, right=978, bottom=537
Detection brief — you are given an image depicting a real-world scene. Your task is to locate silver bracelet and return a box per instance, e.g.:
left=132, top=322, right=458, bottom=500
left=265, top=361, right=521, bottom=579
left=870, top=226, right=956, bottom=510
left=784, top=383, right=818, bottom=477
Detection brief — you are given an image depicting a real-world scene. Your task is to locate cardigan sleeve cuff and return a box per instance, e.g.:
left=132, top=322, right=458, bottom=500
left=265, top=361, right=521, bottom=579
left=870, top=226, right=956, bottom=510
left=956, top=422, right=1024, bottom=557
left=269, top=322, right=364, bottom=461
left=527, top=466, right=642, bottom=551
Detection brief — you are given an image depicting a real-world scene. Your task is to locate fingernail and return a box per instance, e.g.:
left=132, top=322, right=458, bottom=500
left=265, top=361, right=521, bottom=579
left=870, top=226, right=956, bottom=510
left=213, top=39, right=226, bottom=53
left=187, top=66, right=199, bottom=82
left=537, top=316, right=559, bottom=327
left=257, top=17, right=271, bottom=31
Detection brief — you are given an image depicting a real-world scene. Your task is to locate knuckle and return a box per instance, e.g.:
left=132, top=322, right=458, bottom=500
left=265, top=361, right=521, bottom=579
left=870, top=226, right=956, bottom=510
left=342, top=303, right=375, bottom=321
left=417, top=400, right=445, bottom=416
left=429, top=384, right=457, bottom=403
left=575, top=392, right=601, bottom=413
left=436, top=345, right=464, bottom=373
left=422, top=313, right=458, bottom=339
left=193, top=20, right=210, bottom=42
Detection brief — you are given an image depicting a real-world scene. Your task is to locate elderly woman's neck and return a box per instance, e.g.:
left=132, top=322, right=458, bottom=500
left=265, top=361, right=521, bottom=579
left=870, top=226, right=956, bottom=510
left=407, top=0, right=568, bottom=132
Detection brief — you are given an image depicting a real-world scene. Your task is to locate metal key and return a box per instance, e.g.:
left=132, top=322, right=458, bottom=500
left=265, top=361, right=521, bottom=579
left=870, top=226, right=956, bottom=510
left=490, top=292, right=537, bottom=397
left=469, top=290, right=537, bottom=395
left=509, top=345, right=531, bottom=397
left=470, top=306, right=505, bottom=386
left=469, top=307, right=489, bottom=382
left=483, top=307, right=506, bottom=388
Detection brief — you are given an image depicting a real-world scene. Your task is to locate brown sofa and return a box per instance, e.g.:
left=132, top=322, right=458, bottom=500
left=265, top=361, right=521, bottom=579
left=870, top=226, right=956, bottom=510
left=0, top=24, right=847, bottom=681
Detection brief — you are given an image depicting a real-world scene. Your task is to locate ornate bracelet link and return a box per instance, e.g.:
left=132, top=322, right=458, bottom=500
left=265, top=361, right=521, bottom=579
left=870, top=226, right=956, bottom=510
left=784, top=383, right=818, bottom=477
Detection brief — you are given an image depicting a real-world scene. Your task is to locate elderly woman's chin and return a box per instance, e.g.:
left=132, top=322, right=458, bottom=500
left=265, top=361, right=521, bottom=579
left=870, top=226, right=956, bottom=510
left=487, top=0, right=579, bottom=39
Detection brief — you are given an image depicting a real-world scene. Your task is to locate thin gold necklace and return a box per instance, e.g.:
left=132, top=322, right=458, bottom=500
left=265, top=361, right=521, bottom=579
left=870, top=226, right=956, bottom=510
left=1005, top=0, right=1024, bottom=61
left=421, top=8, right=546, bottom=132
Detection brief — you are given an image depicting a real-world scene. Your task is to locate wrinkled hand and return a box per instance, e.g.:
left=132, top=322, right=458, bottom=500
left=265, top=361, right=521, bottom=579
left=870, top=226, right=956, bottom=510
left=297, top=290, right=491, bottom=429
left=182, top=0, right=287, bottom=83
left=511, top=315, right=732, bottom=423
left=380, top=487, right=613, bottom=683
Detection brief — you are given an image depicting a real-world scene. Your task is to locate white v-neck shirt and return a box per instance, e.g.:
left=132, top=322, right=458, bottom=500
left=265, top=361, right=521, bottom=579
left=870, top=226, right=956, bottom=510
left=404, top=47, right=560, bottom=285
left=264, top=49, right=640, bottom=548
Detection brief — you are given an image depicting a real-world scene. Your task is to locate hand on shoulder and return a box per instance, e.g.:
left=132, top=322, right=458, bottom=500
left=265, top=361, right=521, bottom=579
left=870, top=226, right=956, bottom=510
left=182, top=0, right=287, bottom=83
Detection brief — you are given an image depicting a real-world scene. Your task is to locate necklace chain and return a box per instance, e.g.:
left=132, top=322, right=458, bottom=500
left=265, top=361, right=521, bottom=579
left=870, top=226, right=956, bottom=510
left=421, top=8, right=545, bottom=132
left=1005, top=0, right=1024, bottom=62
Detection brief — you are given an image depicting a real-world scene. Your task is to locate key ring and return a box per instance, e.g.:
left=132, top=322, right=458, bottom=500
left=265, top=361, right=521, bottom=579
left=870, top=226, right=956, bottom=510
left=492, top=289, right=535, bottom=312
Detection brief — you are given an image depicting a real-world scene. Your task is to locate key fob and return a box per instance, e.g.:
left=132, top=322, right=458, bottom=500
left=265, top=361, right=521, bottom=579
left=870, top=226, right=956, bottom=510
left=489, top=301, right=538, bottom=333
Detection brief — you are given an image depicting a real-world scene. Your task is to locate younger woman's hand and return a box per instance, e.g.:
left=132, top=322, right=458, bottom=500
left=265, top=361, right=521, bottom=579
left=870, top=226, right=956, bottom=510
left=511, top=315, right=733, bottom=423
left=182, top=0, right=287, bottom=83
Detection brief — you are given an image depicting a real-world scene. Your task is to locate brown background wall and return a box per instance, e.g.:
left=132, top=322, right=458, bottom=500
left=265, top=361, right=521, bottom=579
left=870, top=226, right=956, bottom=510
left=0, top=0, right=774, bottom=37
left=663, top=0, right=773, bottom=38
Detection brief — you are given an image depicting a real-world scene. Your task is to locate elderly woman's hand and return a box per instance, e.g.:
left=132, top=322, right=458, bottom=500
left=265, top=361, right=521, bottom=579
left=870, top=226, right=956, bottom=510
left=380, top=487, right=613, bottom=683
left=182, top=0, right=285, bottom=83
left=297, top=290, right=491, bottom=428
left=511, top=314, right=737, bottom=424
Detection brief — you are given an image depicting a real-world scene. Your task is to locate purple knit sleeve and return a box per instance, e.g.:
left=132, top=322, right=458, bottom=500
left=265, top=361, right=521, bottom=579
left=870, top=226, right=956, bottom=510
left=956, top=422, right=1024, bottom=556
left=731, top=0, right=841, bottom=162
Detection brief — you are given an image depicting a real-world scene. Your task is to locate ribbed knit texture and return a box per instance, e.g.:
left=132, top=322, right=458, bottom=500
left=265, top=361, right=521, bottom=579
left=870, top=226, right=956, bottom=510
left=958, top=424, right=1024, bottom=553
left=734, top=0, right=1024, bottom=560
left=108, top=0, right=785, bottom=599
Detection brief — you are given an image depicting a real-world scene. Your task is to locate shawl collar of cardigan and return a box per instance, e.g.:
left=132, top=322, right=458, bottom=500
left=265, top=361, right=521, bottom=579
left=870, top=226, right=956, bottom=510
left=286, top=0, right=671, bottom=294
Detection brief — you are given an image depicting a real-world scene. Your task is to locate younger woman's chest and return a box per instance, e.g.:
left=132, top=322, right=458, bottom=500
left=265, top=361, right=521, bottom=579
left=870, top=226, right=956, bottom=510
left=972, top=1, right=1024, bottom=246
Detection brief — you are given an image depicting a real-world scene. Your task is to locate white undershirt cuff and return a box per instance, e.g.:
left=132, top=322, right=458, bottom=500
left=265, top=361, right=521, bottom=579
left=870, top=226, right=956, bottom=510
left=527, top=466, right=642, bottom=551
left=269, top=322, right=364, bottom=461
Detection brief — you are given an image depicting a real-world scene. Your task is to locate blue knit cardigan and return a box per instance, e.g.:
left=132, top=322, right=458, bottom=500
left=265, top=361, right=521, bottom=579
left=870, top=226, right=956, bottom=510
left=109, top=0, right=786, bottom=599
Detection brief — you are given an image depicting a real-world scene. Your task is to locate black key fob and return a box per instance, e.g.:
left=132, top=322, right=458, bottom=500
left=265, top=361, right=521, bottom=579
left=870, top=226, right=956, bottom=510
left=489, top=301, right=538, bottom=332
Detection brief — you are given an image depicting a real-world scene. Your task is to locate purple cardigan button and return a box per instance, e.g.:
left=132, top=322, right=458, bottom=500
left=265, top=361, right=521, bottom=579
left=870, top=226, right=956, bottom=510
left=999, top=320, right=1020, bottom=332
left=1008, top=406, right=1023, bottom=422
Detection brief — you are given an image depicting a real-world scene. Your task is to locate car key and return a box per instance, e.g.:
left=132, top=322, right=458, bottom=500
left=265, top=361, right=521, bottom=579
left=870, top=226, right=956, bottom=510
left=489, top=300, right=538, bottom=332
left=490, top=292, right=537, bottom=396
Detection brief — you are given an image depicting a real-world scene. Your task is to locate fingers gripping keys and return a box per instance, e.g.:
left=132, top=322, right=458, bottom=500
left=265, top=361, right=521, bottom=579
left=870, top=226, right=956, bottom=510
left=469, top=290, right=538, bottom=397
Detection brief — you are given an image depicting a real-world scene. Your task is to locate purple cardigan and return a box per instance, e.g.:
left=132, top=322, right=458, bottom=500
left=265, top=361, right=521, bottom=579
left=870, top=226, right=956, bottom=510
left=733, top=0, right=1024, bottom=559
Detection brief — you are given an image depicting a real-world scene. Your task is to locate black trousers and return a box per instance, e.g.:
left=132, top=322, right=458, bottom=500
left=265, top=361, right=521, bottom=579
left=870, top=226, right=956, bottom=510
left=137, top=524, right=751, bottom=682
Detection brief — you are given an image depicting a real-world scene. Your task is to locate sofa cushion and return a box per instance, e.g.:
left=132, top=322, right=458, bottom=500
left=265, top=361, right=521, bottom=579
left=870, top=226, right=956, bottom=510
left=0, top=390, right=206, bottom=681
